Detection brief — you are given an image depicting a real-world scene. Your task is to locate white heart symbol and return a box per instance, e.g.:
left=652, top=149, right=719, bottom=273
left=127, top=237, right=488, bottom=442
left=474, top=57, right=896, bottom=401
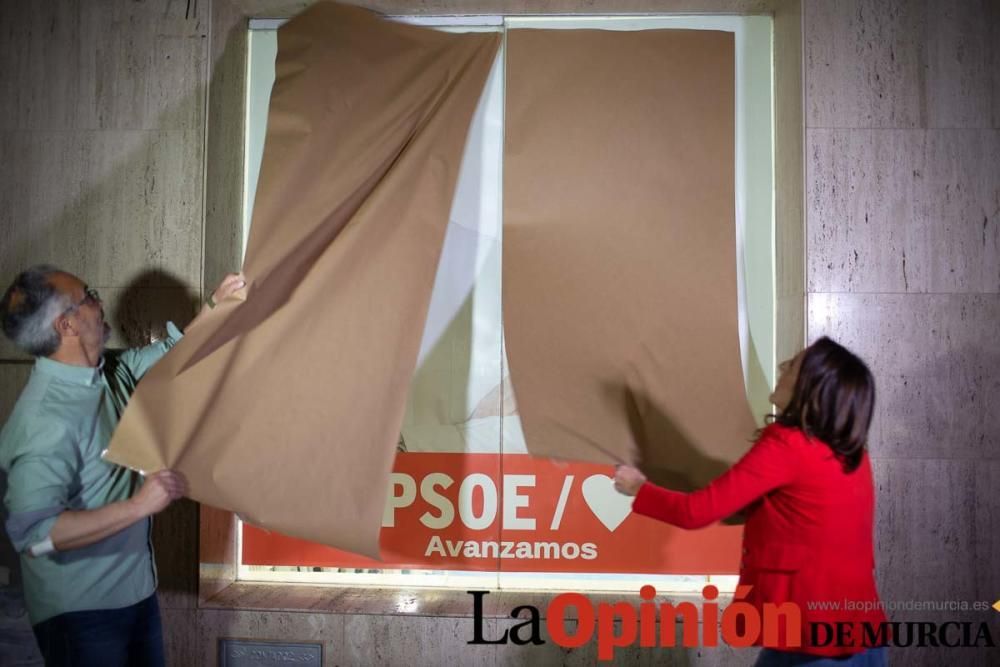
left=581, top=474, right=633, bottom=532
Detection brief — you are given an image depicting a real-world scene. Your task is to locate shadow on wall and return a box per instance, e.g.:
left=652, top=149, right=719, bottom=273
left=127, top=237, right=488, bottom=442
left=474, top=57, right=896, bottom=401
left=112, top=269, right=201, bottom=347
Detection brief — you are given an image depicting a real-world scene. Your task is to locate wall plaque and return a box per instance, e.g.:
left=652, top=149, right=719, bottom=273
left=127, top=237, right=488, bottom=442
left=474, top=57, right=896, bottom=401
left=219, top=639, right=322, bottom=666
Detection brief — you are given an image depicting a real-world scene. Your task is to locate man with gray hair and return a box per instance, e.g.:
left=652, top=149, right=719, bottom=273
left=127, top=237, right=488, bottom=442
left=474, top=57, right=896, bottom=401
left=0, top=265, right=243, bottom=667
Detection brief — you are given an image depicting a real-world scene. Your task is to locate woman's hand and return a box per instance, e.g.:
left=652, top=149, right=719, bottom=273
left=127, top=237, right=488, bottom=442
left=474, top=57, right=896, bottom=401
left=614, top=465, right=646, bottom=496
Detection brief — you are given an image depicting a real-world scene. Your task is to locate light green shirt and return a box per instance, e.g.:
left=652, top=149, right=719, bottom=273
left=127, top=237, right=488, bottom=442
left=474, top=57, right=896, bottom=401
left=0, top=323, right=182, bottom=624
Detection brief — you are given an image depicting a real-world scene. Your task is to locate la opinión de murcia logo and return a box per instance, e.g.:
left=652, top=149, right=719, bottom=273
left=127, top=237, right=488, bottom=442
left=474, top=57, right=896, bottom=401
left=467, top=587, right=998, bottom=661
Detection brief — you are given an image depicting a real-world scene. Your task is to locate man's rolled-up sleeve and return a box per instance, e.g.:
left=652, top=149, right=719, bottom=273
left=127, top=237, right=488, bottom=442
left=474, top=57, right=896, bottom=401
left=3, top=425, right=78, bottom=554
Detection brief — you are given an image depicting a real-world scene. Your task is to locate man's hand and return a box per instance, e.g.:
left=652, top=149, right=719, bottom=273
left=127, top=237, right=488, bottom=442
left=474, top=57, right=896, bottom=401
left=129, top=470, right=188, bottom=518
left=49, top=469, right=188, bottom=553
left=188, top=272, right=246, bottom=329
left=613, top=465, right=647, bottom=497
left=210, top=272, right=246, bottom=307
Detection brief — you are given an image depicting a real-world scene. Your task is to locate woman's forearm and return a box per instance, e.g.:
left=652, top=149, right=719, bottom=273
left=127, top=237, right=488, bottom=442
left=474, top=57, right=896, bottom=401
left=633, top=482, right=715, bottom=529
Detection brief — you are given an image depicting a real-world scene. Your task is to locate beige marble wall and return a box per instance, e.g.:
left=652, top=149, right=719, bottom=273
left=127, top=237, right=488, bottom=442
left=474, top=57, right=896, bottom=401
left=0, top=0, right=211, bottom=368
left=0, top=1, right=208, bottom=291
left=804, top=1, right=999, bottom=666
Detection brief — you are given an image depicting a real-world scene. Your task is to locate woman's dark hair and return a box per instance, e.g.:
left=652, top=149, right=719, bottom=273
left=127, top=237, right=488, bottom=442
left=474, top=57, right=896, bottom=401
left=773, top=337, right=875, bottom=472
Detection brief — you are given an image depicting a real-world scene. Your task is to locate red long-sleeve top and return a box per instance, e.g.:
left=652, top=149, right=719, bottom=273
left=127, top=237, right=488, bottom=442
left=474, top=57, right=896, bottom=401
left=632, top=423, right=888, bottom=656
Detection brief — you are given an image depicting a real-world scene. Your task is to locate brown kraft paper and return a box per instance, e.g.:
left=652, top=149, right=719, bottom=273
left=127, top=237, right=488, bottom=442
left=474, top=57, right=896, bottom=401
left=503, top=28, right=758, bottom=493
left=105, top=2, right=500, bottom=558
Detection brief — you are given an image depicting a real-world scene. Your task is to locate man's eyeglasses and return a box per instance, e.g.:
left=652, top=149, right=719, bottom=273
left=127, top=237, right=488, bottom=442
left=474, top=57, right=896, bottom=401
left=65, top=287, right=101, bottom=313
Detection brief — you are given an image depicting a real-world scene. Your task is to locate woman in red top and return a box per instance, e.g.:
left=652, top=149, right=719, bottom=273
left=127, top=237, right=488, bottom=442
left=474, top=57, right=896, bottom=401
left=615, top=337, right=888, bottom=666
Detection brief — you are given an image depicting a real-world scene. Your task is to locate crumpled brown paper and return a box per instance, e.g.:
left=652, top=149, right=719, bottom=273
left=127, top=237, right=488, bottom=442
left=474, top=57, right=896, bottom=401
left=105, top=2, right=499, bottom=558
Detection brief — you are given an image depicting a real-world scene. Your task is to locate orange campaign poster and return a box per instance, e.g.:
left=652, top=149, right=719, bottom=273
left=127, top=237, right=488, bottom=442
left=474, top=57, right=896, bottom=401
left=242, top=453, right=741, bottom=574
